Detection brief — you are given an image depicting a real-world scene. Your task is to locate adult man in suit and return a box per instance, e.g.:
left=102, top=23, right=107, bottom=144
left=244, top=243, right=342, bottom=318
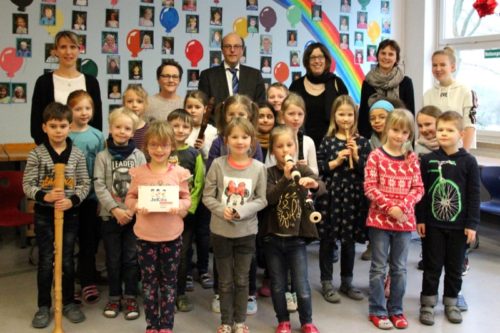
left=199, top=32, right=266, bottom=119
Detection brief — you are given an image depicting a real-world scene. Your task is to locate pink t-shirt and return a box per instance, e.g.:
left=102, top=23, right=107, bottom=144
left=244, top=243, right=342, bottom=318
left=126, top=163, right=191, bottom=242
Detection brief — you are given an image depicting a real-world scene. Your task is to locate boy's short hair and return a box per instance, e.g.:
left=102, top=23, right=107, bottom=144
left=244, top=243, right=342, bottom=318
left=108, top=107, right=140, bottom=131
left=167, top=108, right=194, bottom=128
left=437, top=110, right=464, bottom=131
left=42, top=102, right=72, bottom=124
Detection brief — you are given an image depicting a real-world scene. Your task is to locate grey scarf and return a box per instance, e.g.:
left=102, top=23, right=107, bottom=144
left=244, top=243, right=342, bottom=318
left=365, top=65, right=405, bottom=107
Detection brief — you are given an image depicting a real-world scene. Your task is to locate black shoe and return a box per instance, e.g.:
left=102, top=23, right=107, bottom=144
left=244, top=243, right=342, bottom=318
left=417, top=259, right=424, bottom=270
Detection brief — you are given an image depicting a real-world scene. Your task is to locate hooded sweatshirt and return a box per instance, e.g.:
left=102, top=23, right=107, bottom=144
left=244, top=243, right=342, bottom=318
left=416, top=148, right=480, bottom=231
left=423, top=81, right=476, bottom=148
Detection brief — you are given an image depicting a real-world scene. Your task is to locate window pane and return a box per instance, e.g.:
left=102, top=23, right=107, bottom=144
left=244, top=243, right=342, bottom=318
left=443, top=0, right=500, bottom=39
left=456, top=48, right=500, bottom=130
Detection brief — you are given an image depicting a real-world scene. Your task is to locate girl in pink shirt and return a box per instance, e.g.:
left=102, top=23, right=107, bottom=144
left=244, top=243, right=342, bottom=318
left=364, top=109, right=424, bottom=330
left=126, top=121, right=191, bottom=333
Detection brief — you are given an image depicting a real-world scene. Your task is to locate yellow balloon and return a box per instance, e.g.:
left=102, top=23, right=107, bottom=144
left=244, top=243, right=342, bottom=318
left=367, top=21, right=381, bottom=44
left=45, top=9, right=65, bottom=37
left=233, top=17, right=248, bottom=39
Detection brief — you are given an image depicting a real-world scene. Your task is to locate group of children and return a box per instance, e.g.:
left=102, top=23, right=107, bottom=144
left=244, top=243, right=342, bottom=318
left=22, top=46, right=479, bottom=333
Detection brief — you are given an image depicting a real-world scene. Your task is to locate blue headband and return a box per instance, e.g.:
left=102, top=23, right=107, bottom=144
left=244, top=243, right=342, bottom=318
left=370, top=100, right=394, bottom=113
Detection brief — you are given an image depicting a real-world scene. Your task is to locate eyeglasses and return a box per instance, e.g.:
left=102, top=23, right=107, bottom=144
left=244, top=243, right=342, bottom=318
left=148, top=143, right=171, bottom=150
left=159, top=74, right=180, bottom=80
left=222, top=44, right=243, bottom=50
left=310, top=55, right=325, bottom=61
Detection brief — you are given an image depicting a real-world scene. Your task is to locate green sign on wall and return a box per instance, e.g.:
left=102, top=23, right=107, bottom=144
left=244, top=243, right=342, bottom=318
left=485, top=49, right=500, bottom=59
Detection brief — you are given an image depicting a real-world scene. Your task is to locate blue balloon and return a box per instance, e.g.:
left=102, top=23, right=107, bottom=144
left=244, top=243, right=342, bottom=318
left=160, top=7, right=179, bottom=33
left=304, top=40, right=315, bottom=50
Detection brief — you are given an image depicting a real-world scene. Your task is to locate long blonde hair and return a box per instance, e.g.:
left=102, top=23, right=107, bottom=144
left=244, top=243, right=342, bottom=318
left=382, top=108, right=415, bottom=145
left=326, top=95, right=358, bottom=138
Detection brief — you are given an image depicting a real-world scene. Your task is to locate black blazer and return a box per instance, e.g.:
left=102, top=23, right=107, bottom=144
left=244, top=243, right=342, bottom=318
left=198, top=64, right=266, bottom=109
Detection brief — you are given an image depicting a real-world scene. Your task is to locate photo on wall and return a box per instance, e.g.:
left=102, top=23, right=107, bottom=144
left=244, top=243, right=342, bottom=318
left=74, top=0, right=88, bottom=6
left=287, top=30, right=297, bottom=47
left=210, top=7, right=222, bottom=25
left=106, top=9, right=119, bottom=28
left=40, top=4, right=56, bottom=26
left=340, top=33, right=349, bottom=49
left=339, top=15, right=349, bottom=32
left=162, top=37, right=174, bottom=55
left=247, top=15, right=259, bottom=34
left=11, top=83, right=27, bottom=103
left=101, top=32, right=118, bottom=54
left=290, top=51, right=300, bottom=67
left=367, top=45, right=377, bottom=62
left=210, top=28, right=223, bottom=48
left=182, top=0, right=197, bottom=11
left=45, top=43, right=59, bottom=63
left=107, top=55, right=120, bottom=74
left=260, top=35, right=272, bottom=55
left=162, top=0, right=175, bottom=8
left=72, top=11, right=87, bottom=31
left=141, top=31, right=154, bottom=49
left=261, top=56, right=272, bottom=74
left=139, top=6, right=154, bottom=27
left=13, top=13, right=28, bottom=34
left=108, top=79, right=122, bottom=100
left=16, top=38, right=32, bottom=57
left=186, top=14, right=199, bottom=33
left=340, top=0, right=351, bottom=13
left=381, top=1, right=390, bottom=14
left=129, top=60, right=143, bottom=80
left=187, top=69, right=199, bottom=88
left=210, top=50, right=222, bottom=67
left=354, top=31, right=364, bottom=48
left=312, top=4, right=322, bottom=21
left=247, top=0, right=258, bottom=11
left=78, top=34, right=86, bottom=54
left=0, top=83, right=11, bottom=104
left=357, top=11, right=368, bottom=29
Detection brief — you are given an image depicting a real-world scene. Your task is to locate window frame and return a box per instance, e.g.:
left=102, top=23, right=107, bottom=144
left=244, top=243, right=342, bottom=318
left=439, top=0, right=500, bottom=144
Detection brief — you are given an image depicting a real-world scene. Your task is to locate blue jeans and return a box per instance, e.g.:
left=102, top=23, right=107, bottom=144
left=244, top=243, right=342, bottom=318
left=264, top=235, right=313, bottom=326
left=35, top=210, right=79, bottom=308
left=211, top=233, right=255, bottom=325
left=101, top=218, right=138, bottom=299
left=368, top=228, right=411, bottom=316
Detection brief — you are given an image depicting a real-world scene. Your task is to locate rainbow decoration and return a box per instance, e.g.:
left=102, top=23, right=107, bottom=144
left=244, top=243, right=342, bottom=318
left=274, top=0, right=365, bottom=103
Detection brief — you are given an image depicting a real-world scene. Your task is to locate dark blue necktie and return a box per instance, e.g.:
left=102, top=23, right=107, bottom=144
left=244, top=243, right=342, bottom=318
left=228, top=68, right=239, bottom=94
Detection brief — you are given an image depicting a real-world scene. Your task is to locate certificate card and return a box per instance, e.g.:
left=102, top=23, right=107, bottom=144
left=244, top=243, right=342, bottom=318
left=138, top=185, right=179, bottom=212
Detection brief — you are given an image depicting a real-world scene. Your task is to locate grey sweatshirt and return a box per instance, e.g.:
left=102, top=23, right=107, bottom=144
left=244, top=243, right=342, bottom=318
left=203, top=156, right=267, bottom=238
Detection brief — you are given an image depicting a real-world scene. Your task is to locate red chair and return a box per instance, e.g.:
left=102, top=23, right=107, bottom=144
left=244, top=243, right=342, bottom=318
left=0, top=171, right=34, bottom=247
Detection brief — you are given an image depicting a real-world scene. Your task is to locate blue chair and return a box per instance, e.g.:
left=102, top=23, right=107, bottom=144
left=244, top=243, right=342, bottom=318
left=480, top=166, right=500, bottom=216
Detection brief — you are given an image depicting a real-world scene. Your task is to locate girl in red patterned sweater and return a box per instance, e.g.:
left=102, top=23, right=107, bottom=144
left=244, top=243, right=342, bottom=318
left=364, top=109, right=424, bottom=330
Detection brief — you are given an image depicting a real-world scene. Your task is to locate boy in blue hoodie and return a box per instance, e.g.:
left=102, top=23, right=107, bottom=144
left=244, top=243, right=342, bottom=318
left=416, top=111, right=480, bottom=326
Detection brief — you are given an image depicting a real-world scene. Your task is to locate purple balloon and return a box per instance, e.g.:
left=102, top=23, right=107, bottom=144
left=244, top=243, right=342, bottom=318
left=11, top=0, right=33, bottom=11
left=259, top=6, right=277, bottom=32
left=160, top=7, right=179, bottom=33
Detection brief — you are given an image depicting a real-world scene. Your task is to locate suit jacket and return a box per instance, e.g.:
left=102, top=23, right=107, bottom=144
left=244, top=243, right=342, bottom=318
left=198, top=64, right=266, bottom=112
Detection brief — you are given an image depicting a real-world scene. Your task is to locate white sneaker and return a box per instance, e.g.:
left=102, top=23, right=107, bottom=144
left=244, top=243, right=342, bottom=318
left=211, top=294, right=221, bottom=313
left=285, top=292, right=297, bottom=312
left=246, top=295, right=257, bottom=315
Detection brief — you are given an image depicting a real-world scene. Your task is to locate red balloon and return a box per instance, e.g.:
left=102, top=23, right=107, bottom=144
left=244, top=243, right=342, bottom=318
left=126, top=29, right=142, bottom=58
left=0, top=47, right=24, bottom=78
left=185, top=40, right=203, bottom=67
left=273, top=61, right=289, bottom=83
left=110, top=0, right=118, bottom=5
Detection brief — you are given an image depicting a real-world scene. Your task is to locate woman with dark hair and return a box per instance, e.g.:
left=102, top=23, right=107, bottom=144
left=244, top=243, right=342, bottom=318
left=144, top=59, right=184, bottom=121
left=289, top=42, right=348, bottom=148
left=358, top=39, right=415, bottom=138
left=31, top=30, right=102, bottom=144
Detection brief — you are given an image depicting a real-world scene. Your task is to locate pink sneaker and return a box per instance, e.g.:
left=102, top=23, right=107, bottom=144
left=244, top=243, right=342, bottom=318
left=276, top=321, right=291, bottom=333
left=258, top=279, right=271, bottom=297
left=301, top=323, right=320, bottom=333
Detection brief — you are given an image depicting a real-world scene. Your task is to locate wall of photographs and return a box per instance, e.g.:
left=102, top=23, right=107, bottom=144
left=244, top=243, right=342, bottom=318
left=0, top=0, right=395, bottom=142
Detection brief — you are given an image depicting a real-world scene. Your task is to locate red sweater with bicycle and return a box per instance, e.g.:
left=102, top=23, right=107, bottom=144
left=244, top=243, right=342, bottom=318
left=364, top=148, right=424, bottom=232
left=416, top=148, right=480, bottom=231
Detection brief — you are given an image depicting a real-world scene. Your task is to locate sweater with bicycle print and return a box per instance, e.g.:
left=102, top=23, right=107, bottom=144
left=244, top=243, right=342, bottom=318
left=416, top=148, right=480, bottom=231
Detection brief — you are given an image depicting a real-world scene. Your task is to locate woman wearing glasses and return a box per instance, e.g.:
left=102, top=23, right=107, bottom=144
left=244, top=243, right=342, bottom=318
left=144, top=59, right=184, bottom=122
left=289, top=42, right=348, bottom=149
